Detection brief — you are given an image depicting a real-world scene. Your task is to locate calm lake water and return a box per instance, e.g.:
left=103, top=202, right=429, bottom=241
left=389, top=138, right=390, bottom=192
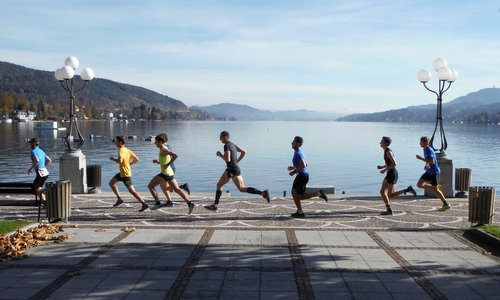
left=0, top=121, right=498, bottom=197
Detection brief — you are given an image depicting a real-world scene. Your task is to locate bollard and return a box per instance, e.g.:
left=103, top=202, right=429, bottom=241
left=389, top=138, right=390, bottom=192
left=283, top=190, right=286, bottom=197
left=46, top=180, right=72, bottom=223
left=468, top=186, right=496, bottom=226
left=455, top=168, right=472, bottom=198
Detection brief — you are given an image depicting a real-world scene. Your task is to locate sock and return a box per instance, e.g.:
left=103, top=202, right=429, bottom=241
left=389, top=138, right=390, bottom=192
left=386, top=206, right=392, bottom=211
left=215, top=190, right=222, bottom=205
left=297, top=209, right=304, bottom=214
left=443, top=201, right=449, bottom=206
left=246, top=187, right=262, bottom=195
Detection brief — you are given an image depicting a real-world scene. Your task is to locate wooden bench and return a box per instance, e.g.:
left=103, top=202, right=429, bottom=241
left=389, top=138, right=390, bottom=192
left=0, top=182, right=35, bottom=195
left=0, top=182, right=42, bottom=221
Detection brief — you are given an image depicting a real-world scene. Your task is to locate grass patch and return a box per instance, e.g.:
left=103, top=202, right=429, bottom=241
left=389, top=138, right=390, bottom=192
left=482, top=225, right=500, bottom=238
left=0, top=220, right=31, bottom=235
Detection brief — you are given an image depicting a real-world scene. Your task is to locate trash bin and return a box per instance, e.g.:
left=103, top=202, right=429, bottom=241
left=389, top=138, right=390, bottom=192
left=468, top=186, right=496, bottom=226
left=455, top=168, right=472, bottom=198
left=46, top=180, right=72, bottom=223
left=86, top=164, right=102, bottom=194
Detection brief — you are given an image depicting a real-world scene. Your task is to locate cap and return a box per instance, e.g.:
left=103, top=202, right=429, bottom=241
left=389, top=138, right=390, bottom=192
left=28, top=137, right=39, bottom=145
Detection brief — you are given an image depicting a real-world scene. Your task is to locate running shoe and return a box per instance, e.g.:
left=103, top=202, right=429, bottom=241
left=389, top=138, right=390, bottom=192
left=291, top=211, right=306, bottom=218
left=380, top=209, right=393, bottom=216
left=438, top=203, right=451, bottom=211
left=262, top=190, right=270, bottom=203
left=204, top=204, right=219, bottom=212
left=406, top=186, right=417, bottom=197
left=319, top=190, right=328, bottom=202
left=180, top=183, right=191, bottom=195
left=139, top=203, right=149, bottom=212
left=113, top=198, right=124, bottom=207
left=151, top=202, right=162, bottom=210
left=188, top=202, right=195, bottom=214
left=164, top=201, right=174, bottom=207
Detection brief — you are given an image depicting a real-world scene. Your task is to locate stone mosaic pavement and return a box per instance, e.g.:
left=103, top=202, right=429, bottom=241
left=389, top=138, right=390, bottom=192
left=1, top=192, right=498, bottom=230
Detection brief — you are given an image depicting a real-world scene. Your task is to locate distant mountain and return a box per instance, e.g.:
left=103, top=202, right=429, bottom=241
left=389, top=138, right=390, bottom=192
left=191, top=103, right=342, bottom=121
left=337, top=88, right=500, bottom=124
left=0, top=61, right=206, bottom=120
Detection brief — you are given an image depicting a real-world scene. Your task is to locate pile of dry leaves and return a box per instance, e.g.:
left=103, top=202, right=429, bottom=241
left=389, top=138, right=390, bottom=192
left=0, top=223, right=70, bottom=258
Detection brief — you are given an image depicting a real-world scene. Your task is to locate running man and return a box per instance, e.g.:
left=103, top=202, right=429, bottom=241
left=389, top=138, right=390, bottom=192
left=288, top=136, right=327, bottom=218
left=416, top=136, right=450, bottom=211
left=109, top=136, right=149, bottom=212
left=204, top=130, right=270, bottom=211
left=377, top=136, right=417, bottom=216
left=148, top=133, right=195, bottom=214
left=158, top=143, right=190, bottom=207
left=27, top=138, right=52, bottom=206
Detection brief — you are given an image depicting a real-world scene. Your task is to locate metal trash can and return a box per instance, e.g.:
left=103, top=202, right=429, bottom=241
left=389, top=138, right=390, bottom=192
left=468, top=186, right=496, bottom=226
left=455, top=168, right=472, bottom=198
left=86, top=164, right=102, bottom=194
left=46, top=180, right=72, bottom=223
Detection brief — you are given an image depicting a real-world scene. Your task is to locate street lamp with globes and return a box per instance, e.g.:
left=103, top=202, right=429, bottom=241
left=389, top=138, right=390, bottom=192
left=54, top=56, right=94, bottom=151
left=417, top=58, right=458, bottom=153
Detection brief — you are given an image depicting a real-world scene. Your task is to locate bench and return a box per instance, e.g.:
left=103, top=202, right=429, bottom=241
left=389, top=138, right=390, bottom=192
left=0, top=182, right=35, bottom=195
left=0, top=182, right=42, bottom=221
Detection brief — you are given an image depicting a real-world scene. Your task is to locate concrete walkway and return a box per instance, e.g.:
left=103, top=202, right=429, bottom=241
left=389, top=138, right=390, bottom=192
left=0, top=193, right=499, bottom=299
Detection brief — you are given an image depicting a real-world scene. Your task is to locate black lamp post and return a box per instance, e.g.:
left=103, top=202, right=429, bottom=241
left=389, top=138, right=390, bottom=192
left=417, top=58, right=458, bottom=153
left=54, top=56, right=94, bottom=151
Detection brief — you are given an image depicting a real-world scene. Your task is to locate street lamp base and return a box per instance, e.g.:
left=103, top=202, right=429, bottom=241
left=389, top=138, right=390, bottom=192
left=59, top=149, right=88, bottom=194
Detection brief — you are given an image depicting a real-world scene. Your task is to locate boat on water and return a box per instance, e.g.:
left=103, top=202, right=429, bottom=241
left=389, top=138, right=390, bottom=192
left=35, top=121, right=67, bottom=130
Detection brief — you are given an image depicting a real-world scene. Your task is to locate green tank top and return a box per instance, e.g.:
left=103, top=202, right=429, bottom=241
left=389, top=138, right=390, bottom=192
left=159, top=148, right=174, bottom=176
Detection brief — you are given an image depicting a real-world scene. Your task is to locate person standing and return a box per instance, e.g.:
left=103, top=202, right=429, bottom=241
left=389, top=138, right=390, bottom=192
left=416, top=136, right=450, bottom=211
left=377, top=136, right=417, bottom=216
left=27, top=138, right=52, bottom=206
left=288, top=136, right=327, bottom=218
left=204, top=131, right=270, bottom=211
left=148, top=133, right=195, bottom=214
left=109, top=136, right=149, bottom=212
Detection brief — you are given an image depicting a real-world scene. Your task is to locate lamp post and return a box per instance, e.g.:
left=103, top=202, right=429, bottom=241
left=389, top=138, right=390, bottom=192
left=417, top=57, right=458, bottom=153
left=55, top=56, right=94, bottom=151
left=417, top=58, right=458, bottom=198
left=55, top=56, right=94, bottom=194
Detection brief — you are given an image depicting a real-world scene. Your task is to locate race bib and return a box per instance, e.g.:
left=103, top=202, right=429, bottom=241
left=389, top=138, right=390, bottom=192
left=37, top=167, right=49, bottom=177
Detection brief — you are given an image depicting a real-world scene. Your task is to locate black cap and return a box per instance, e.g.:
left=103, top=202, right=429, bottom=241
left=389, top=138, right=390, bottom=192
left=28, top=137, right=39, bottom=145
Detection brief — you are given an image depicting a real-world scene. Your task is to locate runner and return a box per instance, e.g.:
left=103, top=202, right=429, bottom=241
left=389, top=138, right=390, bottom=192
left=157, top=143, right=190, bottom=207
left=204, top=131, right=270, bottom=212
left=416, top=136, right=450, bottom=211
left=27, top=138, right=52, bottom=206
left=109, top=136, right=149, bottom=212
left=288, top=136, right=327, bottom=218
left=148, top=133, right=195, bottom=214
left=377, top=136, right=417, bottom=216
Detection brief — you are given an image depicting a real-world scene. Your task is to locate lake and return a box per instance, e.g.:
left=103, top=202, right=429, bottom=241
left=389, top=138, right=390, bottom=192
left=0, top=121, right=498, bottom=197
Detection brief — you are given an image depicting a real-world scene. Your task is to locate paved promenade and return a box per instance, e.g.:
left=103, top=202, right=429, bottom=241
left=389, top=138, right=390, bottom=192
left=0, top=192, right=499, bottom=299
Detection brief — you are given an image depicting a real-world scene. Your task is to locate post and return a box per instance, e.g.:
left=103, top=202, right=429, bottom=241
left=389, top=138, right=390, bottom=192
left=54, top=57, right=94, bottom=194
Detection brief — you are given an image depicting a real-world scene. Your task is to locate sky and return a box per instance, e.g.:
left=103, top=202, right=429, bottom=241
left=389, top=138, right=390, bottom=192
left=1, top=0, right=499, bottom=114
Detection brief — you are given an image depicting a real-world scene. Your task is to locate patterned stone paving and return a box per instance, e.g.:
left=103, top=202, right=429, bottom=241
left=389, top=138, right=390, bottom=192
left=1, top=192, right=497, bottom=230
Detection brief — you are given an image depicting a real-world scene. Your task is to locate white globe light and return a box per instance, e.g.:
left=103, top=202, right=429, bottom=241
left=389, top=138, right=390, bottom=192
left=80, top=67, right=95, bottom=81
left=448, top=69, right=458, bottom=82
left=65, top=56, right=79, bottom=69
left=62, top=65, right=75, bottom=79
left=417, top=69, right=431, bottom=82
left=437, top=67, right=451, bottom=81
left=54, top=68, right=65, bottom=81
left=433, top=57, right=448, bottom=71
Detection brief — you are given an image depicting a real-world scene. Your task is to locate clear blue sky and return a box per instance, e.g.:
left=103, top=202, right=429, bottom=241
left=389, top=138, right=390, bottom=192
left=1, top=0, right=499, bottom=113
